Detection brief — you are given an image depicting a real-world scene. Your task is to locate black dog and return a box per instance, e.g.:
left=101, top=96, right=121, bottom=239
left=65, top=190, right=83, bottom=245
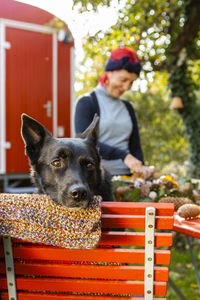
left=21, top=114, right=113, bottom=208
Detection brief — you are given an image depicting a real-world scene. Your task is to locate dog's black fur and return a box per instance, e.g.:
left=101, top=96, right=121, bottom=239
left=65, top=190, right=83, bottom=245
left=21, top=114, right=113, bottom=208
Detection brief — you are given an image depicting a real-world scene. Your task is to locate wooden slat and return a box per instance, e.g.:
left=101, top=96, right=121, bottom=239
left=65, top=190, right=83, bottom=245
left=0, top=277, right=167, bottom=296
left=0, top=292, right=167, bottom=300
left=100, top=232, right=173, bottom=247
left=0, top=246, right=171, bottom=265
left=1, top=231, right=174, bottom=253
left=173, top=213, right=200, bottom=239
left=101, top=202, right=174, bottom=216
left=102, top=215, right=174, bottom=229
left=0, top=262, right=169, bottom=281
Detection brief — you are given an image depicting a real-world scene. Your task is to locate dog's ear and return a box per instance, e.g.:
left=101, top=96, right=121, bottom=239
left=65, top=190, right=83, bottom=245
left=79, top=114, right=99, bottom=145
left=21, top=114, right=52, bottom=164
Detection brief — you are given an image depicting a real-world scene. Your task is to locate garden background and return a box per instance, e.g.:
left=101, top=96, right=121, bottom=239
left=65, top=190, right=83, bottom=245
left=74, top=1, right=200, bottom=298
left=15, top=0, right=200, bottom=298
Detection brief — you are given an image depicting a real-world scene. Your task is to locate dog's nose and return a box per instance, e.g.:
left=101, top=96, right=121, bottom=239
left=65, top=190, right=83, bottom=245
left=70, top=185, right=88, bottom=201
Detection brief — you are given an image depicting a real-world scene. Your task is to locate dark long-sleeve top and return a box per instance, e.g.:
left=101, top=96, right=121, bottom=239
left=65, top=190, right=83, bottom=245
left=74, top=91, right=144, bottom=164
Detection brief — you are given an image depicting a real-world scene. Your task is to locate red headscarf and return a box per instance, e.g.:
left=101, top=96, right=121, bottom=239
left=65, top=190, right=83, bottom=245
left=110, top=47, right=141, bottom=62
left=99, top=47, right=141, bottom=87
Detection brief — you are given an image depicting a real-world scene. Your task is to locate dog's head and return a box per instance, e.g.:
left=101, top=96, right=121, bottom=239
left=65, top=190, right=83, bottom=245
left=21, top=114, right=101, bottom=208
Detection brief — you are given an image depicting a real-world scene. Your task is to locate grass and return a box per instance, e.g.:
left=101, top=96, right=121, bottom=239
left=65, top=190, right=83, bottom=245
left=167, top=234, right=200, bottom=299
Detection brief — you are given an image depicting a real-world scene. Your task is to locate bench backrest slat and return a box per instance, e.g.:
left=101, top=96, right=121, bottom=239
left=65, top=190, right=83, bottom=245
left=102, top=215, right=174, bottom=229
left=0, top=277, right=167, bottom=295
left=99, top=232, right=173, bottom=247
left=101, top=202, right=174, bottom=216
left=0, top=247, right=171, bottom=264
left=0, top=262, right=169, bottom=281
left=0, top=292, right=167, bottom=300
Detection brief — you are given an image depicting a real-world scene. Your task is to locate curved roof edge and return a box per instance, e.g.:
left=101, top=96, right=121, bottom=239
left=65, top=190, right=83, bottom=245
left=0, top=0, right=74, bottom=40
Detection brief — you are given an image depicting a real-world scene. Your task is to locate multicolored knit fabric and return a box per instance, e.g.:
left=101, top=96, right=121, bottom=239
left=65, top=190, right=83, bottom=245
left=0, top=193, right=102, bottom=249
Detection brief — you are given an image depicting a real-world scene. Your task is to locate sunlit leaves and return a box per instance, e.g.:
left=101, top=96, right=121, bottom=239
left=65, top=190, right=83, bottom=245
left=75, top=0, right=200, bottom=176
left=123, top=73, right=189, bottom=171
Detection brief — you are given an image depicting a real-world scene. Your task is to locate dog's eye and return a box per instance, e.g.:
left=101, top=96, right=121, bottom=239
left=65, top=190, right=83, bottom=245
left=51, top=159, right=62, bottom=168
left=86, top=162, right=94, bottom=169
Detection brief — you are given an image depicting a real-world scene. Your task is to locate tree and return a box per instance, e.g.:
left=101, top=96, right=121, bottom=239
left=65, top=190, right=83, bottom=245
left=75, top=0, right=200, bottom=177
left=123, top=76, right=189, bottom=173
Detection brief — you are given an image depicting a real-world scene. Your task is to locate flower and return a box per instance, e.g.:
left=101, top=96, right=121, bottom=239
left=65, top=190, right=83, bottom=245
left=149, top=191, right=157, bottom=200
left=160, top=175, right=179, bottom=187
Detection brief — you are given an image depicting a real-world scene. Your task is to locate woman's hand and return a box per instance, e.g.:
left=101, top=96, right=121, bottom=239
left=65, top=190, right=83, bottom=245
left=124, top=154, right=143, bottom=174
left=140, top=165, right=155, bottom=179
left=124, top=154, right=154, bottom=179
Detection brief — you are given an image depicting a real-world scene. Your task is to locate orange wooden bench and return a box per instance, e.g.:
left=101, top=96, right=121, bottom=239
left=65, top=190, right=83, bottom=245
left=0, top=201, right=174, bottom=300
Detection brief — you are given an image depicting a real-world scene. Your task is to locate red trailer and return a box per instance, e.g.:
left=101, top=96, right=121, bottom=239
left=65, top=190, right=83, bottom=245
left=0, top=0, right=74, bottom=190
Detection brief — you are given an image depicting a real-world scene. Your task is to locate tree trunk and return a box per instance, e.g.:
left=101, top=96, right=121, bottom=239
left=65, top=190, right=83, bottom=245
left=169, top=59, right=200, bottom=178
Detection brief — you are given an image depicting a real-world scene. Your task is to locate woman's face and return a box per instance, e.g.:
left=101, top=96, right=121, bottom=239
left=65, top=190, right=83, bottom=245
left=105, top=69, right=138, bottom=98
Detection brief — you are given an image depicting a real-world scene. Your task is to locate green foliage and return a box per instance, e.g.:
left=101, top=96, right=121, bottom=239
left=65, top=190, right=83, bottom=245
left=123, top=76, right=189, bottom=170
left=113, top=173, right=197, bottom=203
left=78, top=0, right=200, bottom=73
left=169, top=58, right=200, bottom=177
left=72, top=0, right=113, bottom=12
left=168, top=245, right=200, bottom=299
left=121, top=187, right=141, bottom=202
left=112, top=180, right=141, bottom=202
left=75, top=0, right=200, bottom=176
left=76, top=50, right=107, bottom=97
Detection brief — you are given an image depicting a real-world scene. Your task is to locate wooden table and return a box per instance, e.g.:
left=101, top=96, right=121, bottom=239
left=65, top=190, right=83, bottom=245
left=172, top=214, right=200, bottom=299
left=173, top=213, right=200, bottom=239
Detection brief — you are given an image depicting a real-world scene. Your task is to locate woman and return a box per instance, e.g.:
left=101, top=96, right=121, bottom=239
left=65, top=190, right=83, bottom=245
left=74, top=47, right=153, bottom=178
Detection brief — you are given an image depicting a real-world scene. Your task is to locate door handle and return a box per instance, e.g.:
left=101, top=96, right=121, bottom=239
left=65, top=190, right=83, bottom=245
left=43, top=100, right=52, bottom=118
